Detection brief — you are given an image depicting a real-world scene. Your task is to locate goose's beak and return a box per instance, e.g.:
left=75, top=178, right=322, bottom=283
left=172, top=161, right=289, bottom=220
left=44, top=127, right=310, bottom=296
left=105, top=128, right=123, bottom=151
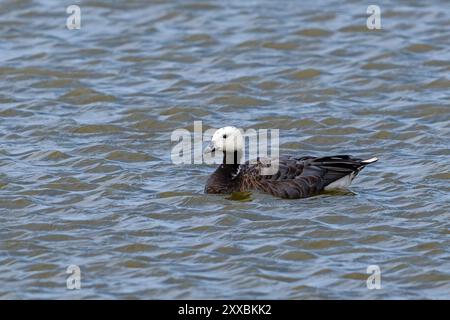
left=203, top=142, right=215, bottom=154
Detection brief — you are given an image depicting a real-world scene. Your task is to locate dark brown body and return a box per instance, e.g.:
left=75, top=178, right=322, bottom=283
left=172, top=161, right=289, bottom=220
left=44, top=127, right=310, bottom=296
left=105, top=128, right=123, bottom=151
left=205, top=154, right=376, bottom=199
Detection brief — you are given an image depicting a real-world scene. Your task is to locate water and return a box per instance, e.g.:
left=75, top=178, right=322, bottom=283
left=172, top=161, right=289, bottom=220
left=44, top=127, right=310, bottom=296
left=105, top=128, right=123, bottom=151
left=0, top=0, right=449, bottom=299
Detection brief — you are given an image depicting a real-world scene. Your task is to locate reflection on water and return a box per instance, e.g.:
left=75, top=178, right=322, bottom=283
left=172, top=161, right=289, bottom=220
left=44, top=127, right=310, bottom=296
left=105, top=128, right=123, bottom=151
left=0, top=0, right=449, bottom=299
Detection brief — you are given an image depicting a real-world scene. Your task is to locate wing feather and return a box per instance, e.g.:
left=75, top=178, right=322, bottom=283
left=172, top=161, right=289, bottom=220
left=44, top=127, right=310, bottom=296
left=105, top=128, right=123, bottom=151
left=238, top=155, right=369, bottom=198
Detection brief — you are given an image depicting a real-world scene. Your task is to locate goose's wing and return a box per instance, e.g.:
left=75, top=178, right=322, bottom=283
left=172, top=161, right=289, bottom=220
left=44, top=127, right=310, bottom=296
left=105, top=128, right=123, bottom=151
left=252, top=175, right=325, bottom=198
left=240, top=155, right=373, bottom=199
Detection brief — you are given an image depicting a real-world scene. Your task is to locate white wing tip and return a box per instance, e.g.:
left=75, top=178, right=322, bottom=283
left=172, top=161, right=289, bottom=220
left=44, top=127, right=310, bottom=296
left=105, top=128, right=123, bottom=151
left=361, top=157, right=378, bottom=164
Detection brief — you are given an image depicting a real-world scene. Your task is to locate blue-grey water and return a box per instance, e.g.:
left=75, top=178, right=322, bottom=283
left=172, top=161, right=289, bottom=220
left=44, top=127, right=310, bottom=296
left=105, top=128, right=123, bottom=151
left=0, top=0, right=449, bottom=299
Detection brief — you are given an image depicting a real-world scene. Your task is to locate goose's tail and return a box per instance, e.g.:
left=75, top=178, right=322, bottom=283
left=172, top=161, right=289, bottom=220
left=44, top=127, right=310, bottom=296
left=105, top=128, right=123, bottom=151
left=361, top=157, right=378, bottom=165
left=314, top=155, right=378, bottom=191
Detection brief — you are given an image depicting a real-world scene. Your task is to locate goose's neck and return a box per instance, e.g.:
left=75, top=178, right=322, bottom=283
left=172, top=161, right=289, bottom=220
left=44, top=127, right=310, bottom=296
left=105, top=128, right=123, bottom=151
left=219, top=151, right=241, bottom=177
left=205, top=151, right=242, bottom=194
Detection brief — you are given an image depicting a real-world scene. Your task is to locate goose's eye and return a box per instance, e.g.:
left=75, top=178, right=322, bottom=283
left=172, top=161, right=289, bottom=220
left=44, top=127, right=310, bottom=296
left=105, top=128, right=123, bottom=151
left=222, top=134, right=227, bottom=139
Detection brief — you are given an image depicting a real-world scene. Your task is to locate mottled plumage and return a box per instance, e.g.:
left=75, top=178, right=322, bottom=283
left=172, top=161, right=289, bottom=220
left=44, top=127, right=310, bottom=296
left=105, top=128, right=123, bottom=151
left=205, top=154, right=377, bottom=199
left=204, top=127, right=378, bottom=199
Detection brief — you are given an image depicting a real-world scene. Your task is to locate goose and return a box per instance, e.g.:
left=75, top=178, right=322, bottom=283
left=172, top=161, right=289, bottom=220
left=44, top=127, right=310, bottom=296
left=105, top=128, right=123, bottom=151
left=204, top=126, right=378, bottom=199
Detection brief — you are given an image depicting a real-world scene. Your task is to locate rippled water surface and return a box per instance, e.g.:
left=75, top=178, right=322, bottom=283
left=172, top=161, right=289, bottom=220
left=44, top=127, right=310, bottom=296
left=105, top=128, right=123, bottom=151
left=1, top=0, right=449, bottom=299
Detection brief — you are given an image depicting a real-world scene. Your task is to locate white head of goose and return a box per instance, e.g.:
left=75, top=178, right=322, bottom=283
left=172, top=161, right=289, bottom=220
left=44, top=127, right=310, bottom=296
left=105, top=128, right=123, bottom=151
left=204, top=126, right=244, bottom=164
left=204, top=126, right=378, bottom=199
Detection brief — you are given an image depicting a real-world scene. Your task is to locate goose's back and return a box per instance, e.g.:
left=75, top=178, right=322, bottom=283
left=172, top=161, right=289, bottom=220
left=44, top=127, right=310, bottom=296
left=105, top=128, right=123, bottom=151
left=239, top=155, right=368, bottom=198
